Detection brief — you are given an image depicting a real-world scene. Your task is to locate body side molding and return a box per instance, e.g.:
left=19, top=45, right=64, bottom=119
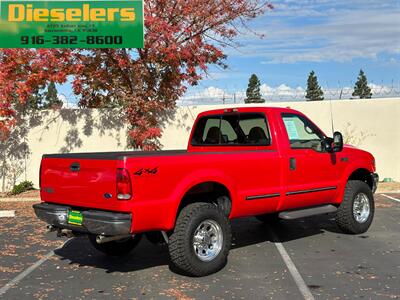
left=246, top=193, right=281, bottom=200
left=286, top=186, right=337, bottom=196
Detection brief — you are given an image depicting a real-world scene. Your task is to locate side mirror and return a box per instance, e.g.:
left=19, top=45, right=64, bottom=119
left=332, top=131, right=343, bottom=152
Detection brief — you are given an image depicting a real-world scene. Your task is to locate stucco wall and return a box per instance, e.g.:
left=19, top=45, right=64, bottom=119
left=1, top=98, right=399, bottom=191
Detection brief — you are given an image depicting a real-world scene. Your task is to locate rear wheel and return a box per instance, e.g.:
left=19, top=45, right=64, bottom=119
left=169, top=203, right=231, bottom=277
left=88, top=234, right=142, bottom=256
left=335, top=180, right=374, bottom=234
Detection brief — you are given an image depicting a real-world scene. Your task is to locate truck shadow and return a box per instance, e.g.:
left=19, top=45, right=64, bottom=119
left=54, top=214, right=343, bottom=275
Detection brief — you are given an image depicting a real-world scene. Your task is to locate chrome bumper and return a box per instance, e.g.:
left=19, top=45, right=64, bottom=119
left=33, top=203, right=132, bottom=236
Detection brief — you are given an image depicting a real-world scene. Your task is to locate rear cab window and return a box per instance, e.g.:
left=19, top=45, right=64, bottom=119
left=191, top=113, right=272, bottom=147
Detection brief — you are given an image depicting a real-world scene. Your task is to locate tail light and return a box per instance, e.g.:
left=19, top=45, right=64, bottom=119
left=116, top=168, right=132, bottom=200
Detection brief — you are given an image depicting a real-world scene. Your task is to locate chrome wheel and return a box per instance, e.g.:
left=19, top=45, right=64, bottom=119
left=353, top=193, right=370, bottom=223
left=193, top=219, right=223, bottom=262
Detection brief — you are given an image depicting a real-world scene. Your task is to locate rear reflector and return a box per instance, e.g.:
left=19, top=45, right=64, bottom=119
left=116, top=168, right=132, bottom=200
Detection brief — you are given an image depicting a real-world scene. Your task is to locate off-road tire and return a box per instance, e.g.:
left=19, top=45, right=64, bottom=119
left=88, top=234, right=142, bottom=256
left=335, top=180, right=374, bottom=234
left=255, top=212, right=280, bottom=224
left=168, top=203, right=231, bottom=277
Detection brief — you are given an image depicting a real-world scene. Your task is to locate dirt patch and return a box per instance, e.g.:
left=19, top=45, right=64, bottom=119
left=377, top=182, right=400, bottom=193
left=0, top=201, right=37, bottom=218
left=0, top=190, right=40, bottom=199
left=375, top=201, right=395, bottom=208
left=375, top=194, right=399, bottom=208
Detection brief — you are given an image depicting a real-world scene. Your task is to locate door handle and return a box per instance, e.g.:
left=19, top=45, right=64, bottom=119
left=289, top=158, right=296, bottom=171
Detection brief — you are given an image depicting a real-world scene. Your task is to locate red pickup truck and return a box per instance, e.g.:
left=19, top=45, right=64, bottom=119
left=34, top=107, right=378, bottom=276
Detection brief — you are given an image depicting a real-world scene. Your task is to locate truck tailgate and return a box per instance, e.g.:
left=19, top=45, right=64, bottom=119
left=40, top=156, right=128, bottom=212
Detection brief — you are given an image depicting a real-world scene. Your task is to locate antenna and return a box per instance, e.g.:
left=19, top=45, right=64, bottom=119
left=329, top=97, right=335, bottom=135
left=325, top=81, right=335, bottom=135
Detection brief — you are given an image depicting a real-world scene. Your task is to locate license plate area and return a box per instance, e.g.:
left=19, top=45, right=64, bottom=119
left=68, top=210, right=83, bottom=226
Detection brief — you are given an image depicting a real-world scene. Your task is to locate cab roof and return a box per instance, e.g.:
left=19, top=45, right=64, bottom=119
left=197, top=106, right=302, bottom=118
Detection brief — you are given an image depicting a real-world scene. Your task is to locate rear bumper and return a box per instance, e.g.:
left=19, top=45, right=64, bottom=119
left=371, top=173, right=379, bottom=194
left=33, top=203, right=132, bottom=236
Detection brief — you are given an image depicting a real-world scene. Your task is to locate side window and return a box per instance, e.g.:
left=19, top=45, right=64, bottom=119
left=282, top=113, right=325, bottom=151
left=192, top=113, right=271, bottom=146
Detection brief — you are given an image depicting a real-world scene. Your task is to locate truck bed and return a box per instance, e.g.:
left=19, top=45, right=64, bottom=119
left=40, top=150, right=188, bottom=213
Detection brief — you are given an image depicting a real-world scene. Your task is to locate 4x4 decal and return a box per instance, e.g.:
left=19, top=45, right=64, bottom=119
left=134, top=167, right=158, bottom=176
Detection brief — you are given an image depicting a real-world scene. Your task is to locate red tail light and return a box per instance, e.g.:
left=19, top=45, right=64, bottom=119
left=116, top=168, right=132, bottom=200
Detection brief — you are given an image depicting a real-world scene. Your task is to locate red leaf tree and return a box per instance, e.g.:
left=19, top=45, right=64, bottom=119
left=0, top=0, right=272, bottom=149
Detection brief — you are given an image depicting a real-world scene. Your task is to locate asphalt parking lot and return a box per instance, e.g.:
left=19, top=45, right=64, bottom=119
left=0, top=194, right=399, bottom=299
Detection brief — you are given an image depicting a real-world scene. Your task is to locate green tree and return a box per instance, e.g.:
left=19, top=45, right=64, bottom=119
left=352, top=69, right=372, bottom=99
left=305, top=71, right=324, bottom=101
left=27, top=89, right=44, bottom=110
left=42, top=82, right=63, bottom=109
left=245, top=74, right=264, bottom=103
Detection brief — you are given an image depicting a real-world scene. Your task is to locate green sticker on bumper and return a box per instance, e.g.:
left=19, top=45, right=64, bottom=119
left=68, top=210, right=83, bottom=226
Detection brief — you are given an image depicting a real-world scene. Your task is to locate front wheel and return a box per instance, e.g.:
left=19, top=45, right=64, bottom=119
left=168, top=203, right=231, bottom=277
left=88, top=234, right=142, bottom=256
left=335, top=180, right=374, bottom=234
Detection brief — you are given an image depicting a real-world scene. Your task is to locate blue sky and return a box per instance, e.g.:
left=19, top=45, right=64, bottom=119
left=179, top=0, right=400, bottom=104
left=59, top=0, right=400, bottom=106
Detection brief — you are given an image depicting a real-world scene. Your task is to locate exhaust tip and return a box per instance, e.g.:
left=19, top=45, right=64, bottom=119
left=96, top=234, right=133, bottom=244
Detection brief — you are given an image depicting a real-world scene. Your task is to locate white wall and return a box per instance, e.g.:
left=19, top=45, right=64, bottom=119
left=1, top=98, right=399, bottom=190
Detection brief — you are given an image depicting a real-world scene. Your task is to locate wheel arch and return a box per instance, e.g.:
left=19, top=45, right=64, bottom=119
left=347, top=168, right=374, bottom=190
left=169, top=170, right=236, bottom=230
left=177, top=181, right=233, bottom=217
left=335, top=166, right=374, bottom=204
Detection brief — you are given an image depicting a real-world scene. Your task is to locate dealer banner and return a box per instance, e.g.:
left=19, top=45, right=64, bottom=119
left=0, top=0, right=144, bottom=48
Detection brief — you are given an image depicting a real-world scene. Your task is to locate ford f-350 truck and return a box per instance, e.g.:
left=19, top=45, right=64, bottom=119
left=34, top=107, right=378, bottom=276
